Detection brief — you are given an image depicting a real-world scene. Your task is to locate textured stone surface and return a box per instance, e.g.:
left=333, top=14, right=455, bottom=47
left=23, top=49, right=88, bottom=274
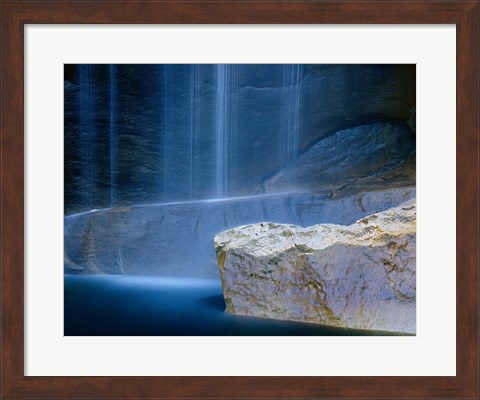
left=64, top=187, right=415, bottom=278
left=64, top=64, right=415, bottom=214
left=215, top=199, right=416, bottom=333
left=264, top=122, right=416, bottom=195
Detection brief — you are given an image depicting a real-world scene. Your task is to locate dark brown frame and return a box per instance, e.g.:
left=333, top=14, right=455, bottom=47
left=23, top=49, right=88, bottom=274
left=1, top=1, right=478, bottom=399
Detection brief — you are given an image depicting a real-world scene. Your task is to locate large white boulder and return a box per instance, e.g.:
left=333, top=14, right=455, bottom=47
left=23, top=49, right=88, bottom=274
left=215, top=199, right=416, bottom=334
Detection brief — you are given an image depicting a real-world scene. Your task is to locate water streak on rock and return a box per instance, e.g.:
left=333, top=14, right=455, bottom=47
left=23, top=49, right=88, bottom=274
left=215, top=64, right=228, bottom=198
left=79, top=65, right=96, bottom=208
left=280, top=64, right=303, bottom=173
left=163, top=65, right=174, bottom=201
left=109, top=65, right=118, bottom=207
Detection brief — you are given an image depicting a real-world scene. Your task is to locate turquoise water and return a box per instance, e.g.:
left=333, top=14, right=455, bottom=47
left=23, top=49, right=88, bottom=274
left=64, top=275, right=406, bottom=336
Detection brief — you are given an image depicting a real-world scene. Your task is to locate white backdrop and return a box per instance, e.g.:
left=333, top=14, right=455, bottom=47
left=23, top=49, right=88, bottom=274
left=25, top=25, right=456, bottom=376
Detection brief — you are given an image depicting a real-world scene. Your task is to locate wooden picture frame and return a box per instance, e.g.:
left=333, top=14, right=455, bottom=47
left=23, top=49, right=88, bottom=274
left=1, top=1, right=478, bottom=399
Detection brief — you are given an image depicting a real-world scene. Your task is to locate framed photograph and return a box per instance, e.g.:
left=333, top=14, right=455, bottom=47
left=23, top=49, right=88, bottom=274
left=1, top=1, right=478, bottom=399
left=63, top=63, right=417, bottom=337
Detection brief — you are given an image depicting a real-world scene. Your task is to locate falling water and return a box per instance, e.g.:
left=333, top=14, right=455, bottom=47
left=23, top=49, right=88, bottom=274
left=280, top=64, right=303, bottom=167
left=227, top=65, right=239, bottom=195
left=188, top=65, right=201, bottom=200
left=79, top=65, right=96, bottom=209
left=188, top=66, right=195, bottom=200
left=278, top=64, right=303, bottom=186
left=215, top=64, right=229, bottom=198
left=109, top=65, right=118, bottom=207
left=163, top=65, right=174, bottom=201
left=193, top=67, right=201, bottom=199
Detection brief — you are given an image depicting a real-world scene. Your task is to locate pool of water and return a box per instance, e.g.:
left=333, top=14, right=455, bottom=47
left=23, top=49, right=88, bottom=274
left=64, top=275, right=406, bottom=336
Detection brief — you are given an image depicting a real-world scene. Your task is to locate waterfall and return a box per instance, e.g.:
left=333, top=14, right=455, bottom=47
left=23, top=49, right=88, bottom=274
left=79, top=65, right=96, bottom=209
left=215, top=64, right=229, bottom=198
left=293, top=65, right=302, bottom=158
left=194, top=67, right=201, bottom=200
left=280, top=64, right=303, bottom=166
left=188, top=65, right=201, bottom=200
left=109, top=65, right=118, bottom=207
left=279, top=64, right=303, bottom=186
left=163, top=65, right=173, bottom=201
left=227, top=65, right=239, bottom=195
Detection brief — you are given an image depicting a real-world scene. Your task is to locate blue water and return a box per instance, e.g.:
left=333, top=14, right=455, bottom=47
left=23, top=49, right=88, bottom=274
left=64, top=275, right=406, bottom=336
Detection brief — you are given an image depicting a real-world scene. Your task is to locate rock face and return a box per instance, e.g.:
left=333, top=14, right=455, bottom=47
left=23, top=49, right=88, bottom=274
left=214, top=199, right=416, bottom=334
left=64, top=187, right=415, bottom=278
left=264, top=122, right=416, bottom=195
left=64, top=64, right=415, bottom=214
